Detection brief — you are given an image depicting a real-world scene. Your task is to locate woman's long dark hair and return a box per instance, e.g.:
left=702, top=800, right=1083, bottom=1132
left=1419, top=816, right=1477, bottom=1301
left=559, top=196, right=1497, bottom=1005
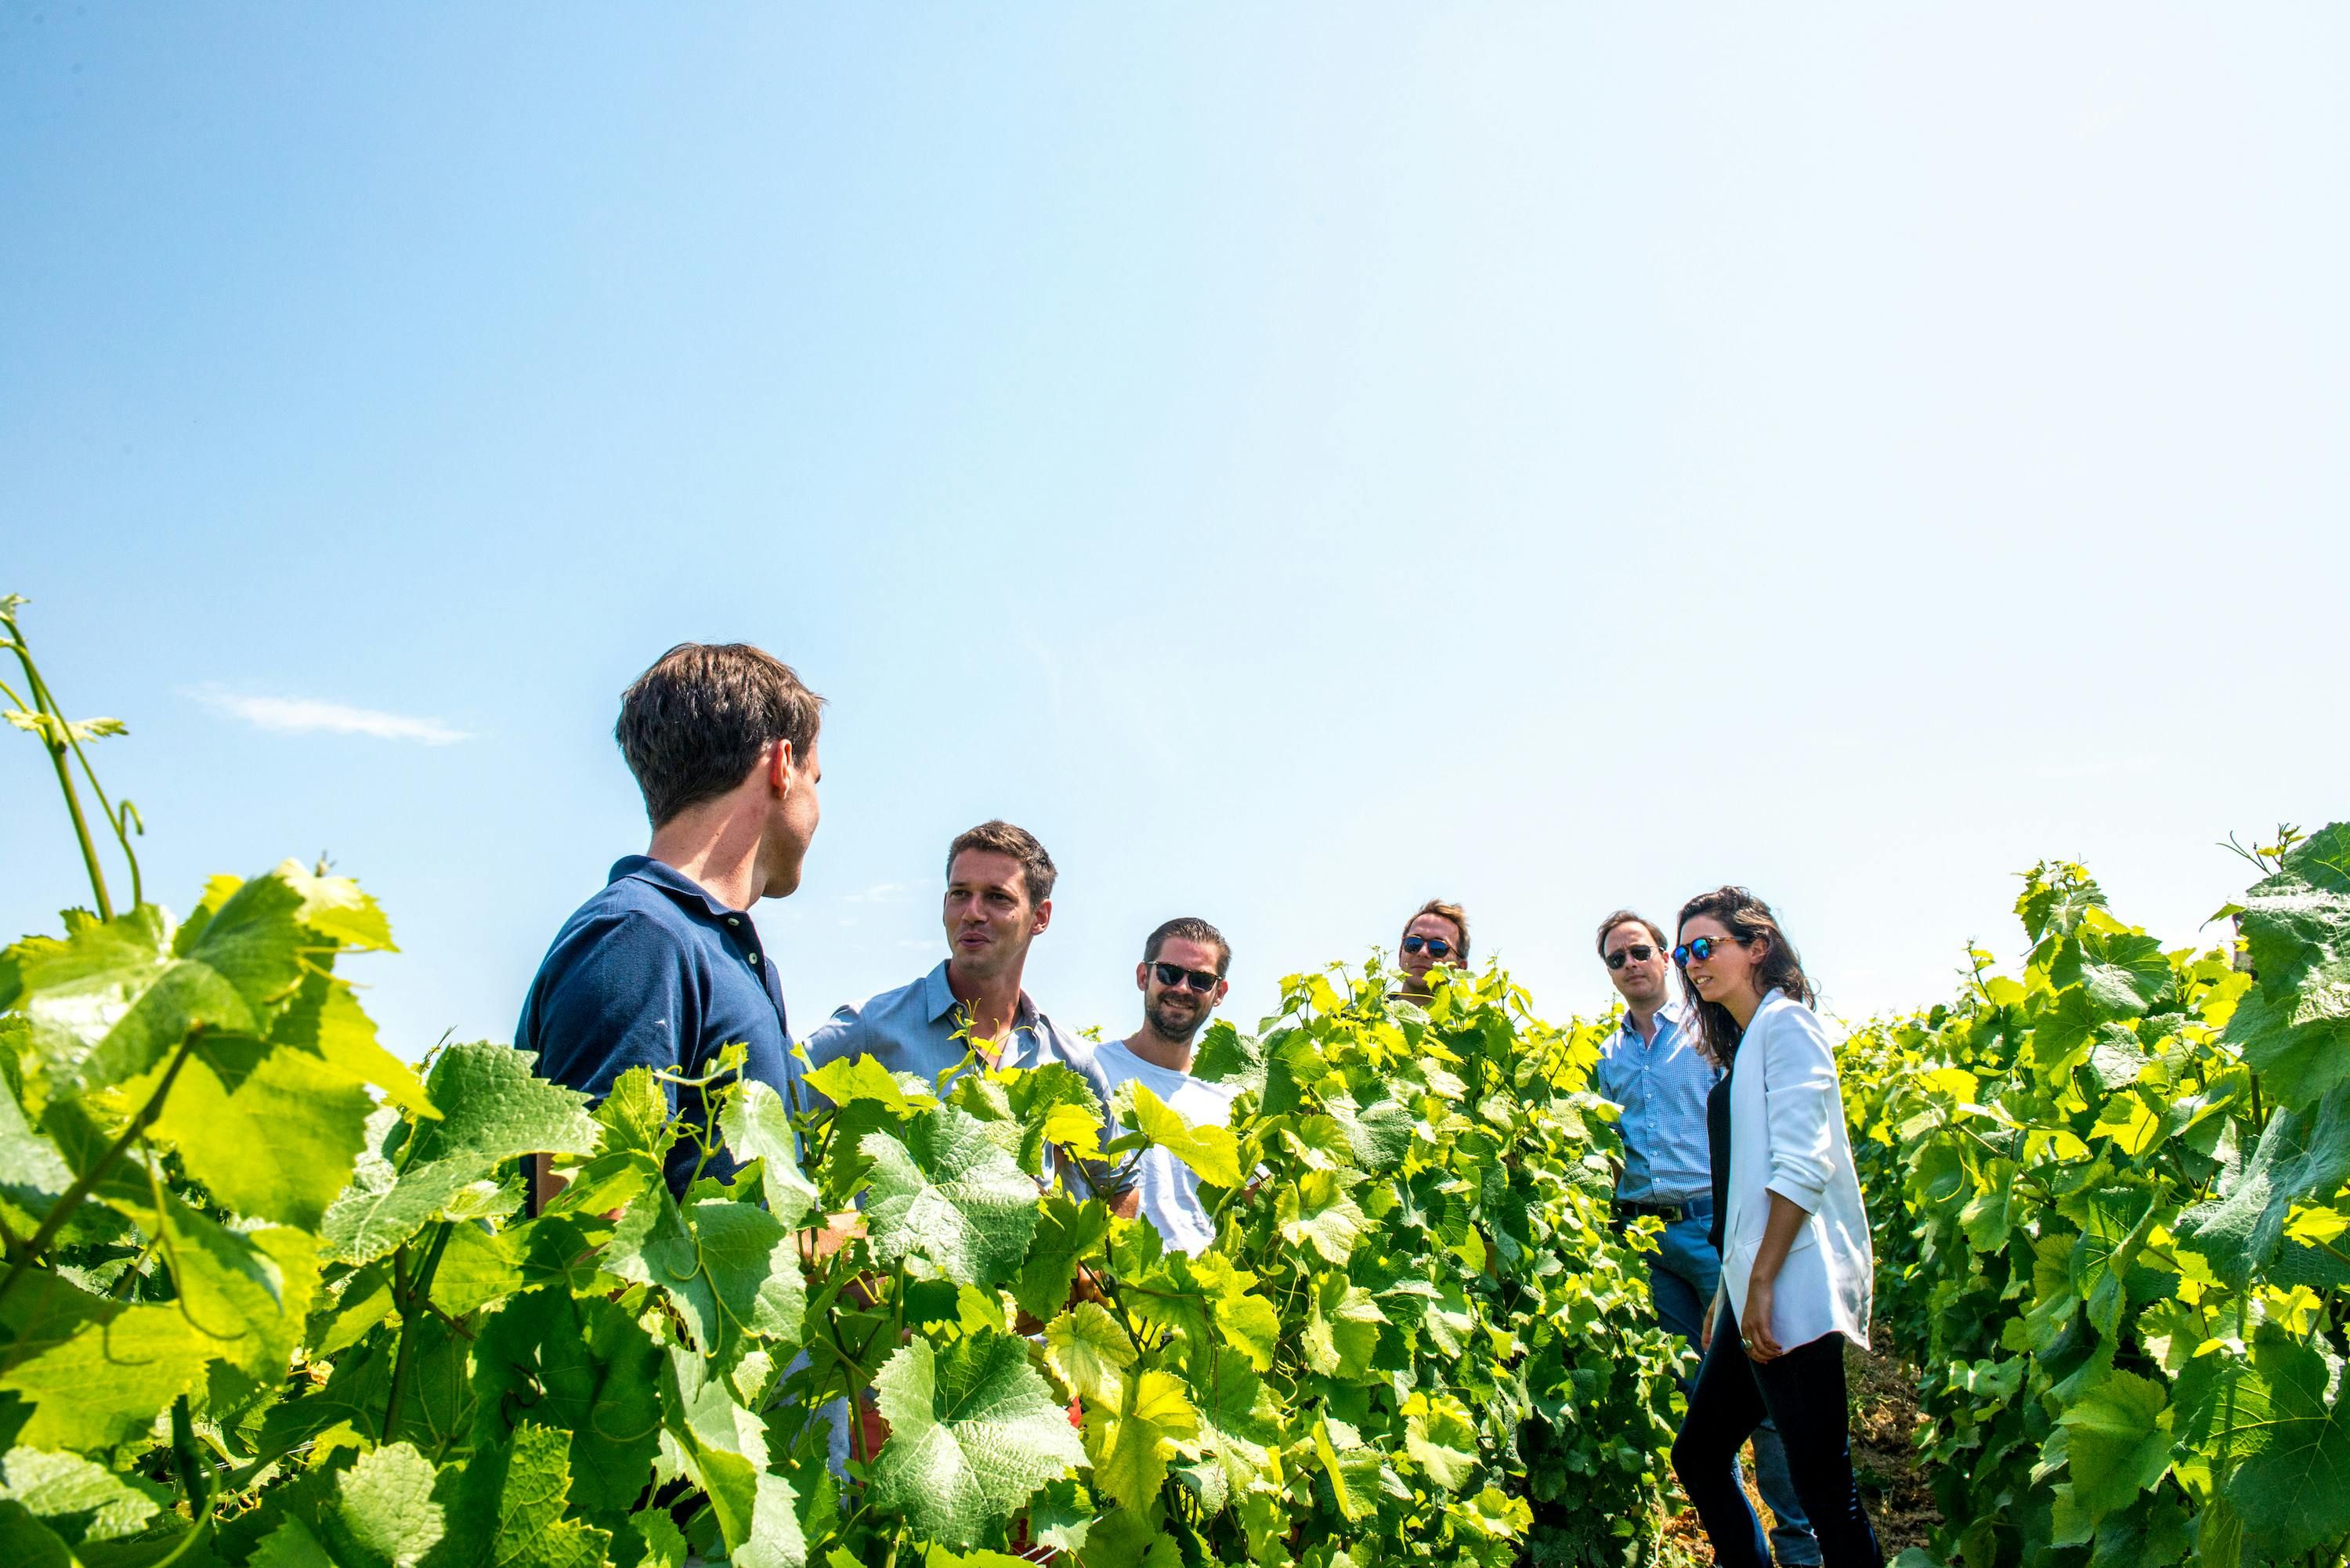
left=1676, top=886, right=1816, bottom=1067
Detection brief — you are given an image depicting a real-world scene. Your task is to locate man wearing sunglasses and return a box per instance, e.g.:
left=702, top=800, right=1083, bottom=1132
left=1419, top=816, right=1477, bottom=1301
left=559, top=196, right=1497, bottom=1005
left=1092, top=917, right=1241, bottom=1255
left=1397, top=899, right=1470, bottom=998
left=1594, top=912, right=1818, bottom=1568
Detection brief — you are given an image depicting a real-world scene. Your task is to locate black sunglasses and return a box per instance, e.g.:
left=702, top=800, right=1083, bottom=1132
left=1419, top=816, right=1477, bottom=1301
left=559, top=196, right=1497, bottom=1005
left=1605, top=944, right=1657, bottom=970
left=1672, top=936, right=1734, bottom=967
left=1152, top=960, right=1222, bottom=993
left=1401, top=935, right=1453, bottom=958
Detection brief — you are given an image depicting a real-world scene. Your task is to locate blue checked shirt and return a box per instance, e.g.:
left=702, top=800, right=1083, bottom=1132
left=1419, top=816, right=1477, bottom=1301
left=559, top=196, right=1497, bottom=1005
left=1592, top=999, right=1720, bottom=1205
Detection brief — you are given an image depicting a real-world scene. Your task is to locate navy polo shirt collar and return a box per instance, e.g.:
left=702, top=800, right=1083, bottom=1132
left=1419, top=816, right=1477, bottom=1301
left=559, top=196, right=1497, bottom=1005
left=610, top=855, right=750, bottom=927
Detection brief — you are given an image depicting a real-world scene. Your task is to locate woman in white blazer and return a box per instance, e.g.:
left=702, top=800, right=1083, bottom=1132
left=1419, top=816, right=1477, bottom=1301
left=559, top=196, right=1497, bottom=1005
left=1667, top=887, right=1882, bottom=1568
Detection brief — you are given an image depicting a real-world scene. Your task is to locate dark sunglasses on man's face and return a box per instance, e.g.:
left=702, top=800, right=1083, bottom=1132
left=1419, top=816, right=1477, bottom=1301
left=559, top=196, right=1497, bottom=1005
left=1605, top=944, right=1657, bottom=970
left=1152, top=961, right=1222, bottom=994
left=1672, top=936, right=1730, bottom=967
left=1401, top=935, right=1453, bottom=958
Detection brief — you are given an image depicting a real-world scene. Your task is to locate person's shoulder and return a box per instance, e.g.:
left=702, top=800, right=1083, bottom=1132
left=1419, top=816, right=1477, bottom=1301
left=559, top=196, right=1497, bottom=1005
left=804, top=967, right=938, bottom=1063
left=1755, top=990, right=1833, bottom=1048
left=537, top=881, right=700, bottom=974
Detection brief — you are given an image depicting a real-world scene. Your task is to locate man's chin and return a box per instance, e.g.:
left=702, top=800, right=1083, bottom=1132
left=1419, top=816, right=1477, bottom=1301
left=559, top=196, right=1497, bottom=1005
left=1148, top=1009, right=1203, bottom=1044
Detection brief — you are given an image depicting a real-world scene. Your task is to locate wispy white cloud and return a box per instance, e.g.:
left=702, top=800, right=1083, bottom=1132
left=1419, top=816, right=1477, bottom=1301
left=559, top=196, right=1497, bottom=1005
left=186, top=685, right=471, bottom=746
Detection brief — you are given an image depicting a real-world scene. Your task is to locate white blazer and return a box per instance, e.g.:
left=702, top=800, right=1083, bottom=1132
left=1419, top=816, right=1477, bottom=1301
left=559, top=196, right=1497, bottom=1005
left=1716, top=989, right=1874, bottom=1352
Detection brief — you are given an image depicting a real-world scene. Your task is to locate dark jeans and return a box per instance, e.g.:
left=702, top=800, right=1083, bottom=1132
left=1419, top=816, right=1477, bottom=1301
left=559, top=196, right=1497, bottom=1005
left=1672, top=1301, right=1882, bottom=1568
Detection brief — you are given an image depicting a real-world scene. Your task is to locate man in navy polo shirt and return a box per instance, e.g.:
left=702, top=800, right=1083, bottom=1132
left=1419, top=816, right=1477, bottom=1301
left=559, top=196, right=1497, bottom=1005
left=517, top=641, right=822, bottom=1196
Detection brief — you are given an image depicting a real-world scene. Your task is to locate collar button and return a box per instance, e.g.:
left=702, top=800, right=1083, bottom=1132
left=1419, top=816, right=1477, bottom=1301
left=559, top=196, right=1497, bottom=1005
left=747, top=952, right=761, bottom=966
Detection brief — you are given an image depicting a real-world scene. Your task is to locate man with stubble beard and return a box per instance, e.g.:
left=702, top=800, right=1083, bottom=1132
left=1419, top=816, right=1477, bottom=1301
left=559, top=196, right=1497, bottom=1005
left=1092, top=918, right=1242, bottom=1255
left=803, top=819, right=1113, bottom=1135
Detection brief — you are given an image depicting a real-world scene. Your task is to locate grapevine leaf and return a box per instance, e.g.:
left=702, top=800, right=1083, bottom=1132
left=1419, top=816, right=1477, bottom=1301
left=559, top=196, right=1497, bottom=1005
left=1277, top=1169, right=1368, bottom=1266
left=1325, top=1089, right=1415, bottom=1174
left=1311, top=1416, right=1379, bottom=1523
left=801, top=1056, right=936, bottom=1118
left=271, top=974, right=436, bottom=1116
left=997, top=1061, right=1109, bottom=1168
left=593, top=1067, right=676, bottom=1164
left=248, top=1516, right=336, bottom=1568
left=147, top=1034, right=375, bottom=1228
left=0, top=1301, right=215, bottom=1450
left=1177, top=1357, right=1279, bottom=1516
left=321, top=1045, right=597, bottom=1264
left=0, top=1445, right=169, bottom=1543
left=1109, top=1082, right=1242, bottom=1189
left=475, top=1422, right=612, bottom=1568
left=657, top=1348, right=803, bottom=1568
left=1086, top=1368, right=1196, bottom=1513
left=717, top=1079, right=817, bottom=1231
left=471, top=1289, right=663, bottom=1515
left=2052, top=930, right=2171, bottom=1015
left=1303, top=1274, right=1386, bottom=1382
left=2225, top=971, right=2350, bottom=1112
left=862, top=1105, right=1041, bottom=1288
left=2183, top=1328, right=2350, bottom=1556
left=866, top=1332, right=1086, bottom=1548
left=1044, top=1302, right=1133, bottom=1406
left=1189, top=1020, right=1265, bottom=1093
left=1404, top=1393, right=1480, bottom=1492
left=277, top=860, right=397, bottom=953
left=605, top=1194, right=803, bottom=1360
left=0, top=1084, right=70, bottom=1218
left=401, top=1045, right=601, bottom=1172
left=2176, top=1082, right=2350, bottom=1284
left=0, top=893, right=291, bottom=1094
left=428, top=1221, right=522, bottom=1317
left=0, top=1504, right=70, bottom=1568
left=1013, top=1194, right=1110, bottom=1323
left=327, top=1441, right=444, bottom=1568
left=2051, top=1368, right=2171, bottom=1522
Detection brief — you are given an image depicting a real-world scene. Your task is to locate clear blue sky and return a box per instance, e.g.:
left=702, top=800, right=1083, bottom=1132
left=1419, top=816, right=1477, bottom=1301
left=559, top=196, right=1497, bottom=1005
left=5, top=6, right=2344, bottom=1061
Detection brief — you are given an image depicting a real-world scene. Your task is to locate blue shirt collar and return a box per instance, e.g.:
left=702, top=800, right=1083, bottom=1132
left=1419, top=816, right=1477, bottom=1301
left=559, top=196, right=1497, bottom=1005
left=919, top=959, right=1045, bottom=1031
left=1622, top=997, right=1691, bottom=1044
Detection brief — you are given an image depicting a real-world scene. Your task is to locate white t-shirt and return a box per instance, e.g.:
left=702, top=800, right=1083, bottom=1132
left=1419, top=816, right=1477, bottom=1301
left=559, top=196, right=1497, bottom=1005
left=1095, top=1037, right=1241, bottom=1256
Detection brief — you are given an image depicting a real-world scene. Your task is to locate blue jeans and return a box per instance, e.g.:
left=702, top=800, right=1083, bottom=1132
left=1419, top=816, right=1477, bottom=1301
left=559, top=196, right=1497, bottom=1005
left=1648, top=1201, right=1820, bottom=1567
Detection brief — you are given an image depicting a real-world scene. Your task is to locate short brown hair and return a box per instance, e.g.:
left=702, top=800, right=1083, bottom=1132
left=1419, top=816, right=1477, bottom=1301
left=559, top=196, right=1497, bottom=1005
left=945, top=820, right=1058, bottom=906
left=615, top=643, right=823, bottom=828
left=1595, top=909, right=1668, bottom=957
left=1405, top=899, right=1470, bottom=961
left=1145, top=916, right=1230, bottom=974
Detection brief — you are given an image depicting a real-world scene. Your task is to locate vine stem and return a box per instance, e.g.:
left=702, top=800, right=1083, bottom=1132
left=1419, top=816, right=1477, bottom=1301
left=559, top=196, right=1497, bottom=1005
left=379, top=1222, right=456, bottom=1440
left=0, top=1030, right=201, bottom=1319
left=1, top=646, right=114, bottom=919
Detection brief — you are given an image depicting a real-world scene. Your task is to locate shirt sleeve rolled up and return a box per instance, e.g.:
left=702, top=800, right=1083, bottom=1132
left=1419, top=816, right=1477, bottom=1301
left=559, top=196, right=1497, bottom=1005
left=1759, top=1003, right=1840, bottom=1216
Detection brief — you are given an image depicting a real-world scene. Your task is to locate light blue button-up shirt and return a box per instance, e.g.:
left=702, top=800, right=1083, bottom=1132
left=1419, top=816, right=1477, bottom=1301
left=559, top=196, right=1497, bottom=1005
left=1592, top=999, right=1719, bottom=1205
left=801, top=960, right=1115, bottom=1117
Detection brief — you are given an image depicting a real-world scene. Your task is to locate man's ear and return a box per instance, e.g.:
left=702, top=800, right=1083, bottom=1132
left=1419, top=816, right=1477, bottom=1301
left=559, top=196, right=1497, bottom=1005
left=1031, top=898, right=1053, bottom=937
left=768, top=739, right=794, bottom=793
left=1135, top=961, right=1150, bottom=994
left=1210, top=978, right=1229, bottom=1010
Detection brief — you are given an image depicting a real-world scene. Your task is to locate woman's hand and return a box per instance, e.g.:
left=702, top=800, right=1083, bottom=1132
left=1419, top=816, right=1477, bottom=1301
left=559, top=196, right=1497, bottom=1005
left=1741, top=1190, right=1810, bottom=1362
left=1741, top=1278, right=1784, bottom=1361
left=1699, top=1310, right=1713, bottom=1353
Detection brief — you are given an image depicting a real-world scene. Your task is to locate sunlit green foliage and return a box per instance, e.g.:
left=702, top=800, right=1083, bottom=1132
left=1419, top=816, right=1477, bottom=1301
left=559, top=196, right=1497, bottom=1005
left=1842, top=829, right=2350, bottom=1568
